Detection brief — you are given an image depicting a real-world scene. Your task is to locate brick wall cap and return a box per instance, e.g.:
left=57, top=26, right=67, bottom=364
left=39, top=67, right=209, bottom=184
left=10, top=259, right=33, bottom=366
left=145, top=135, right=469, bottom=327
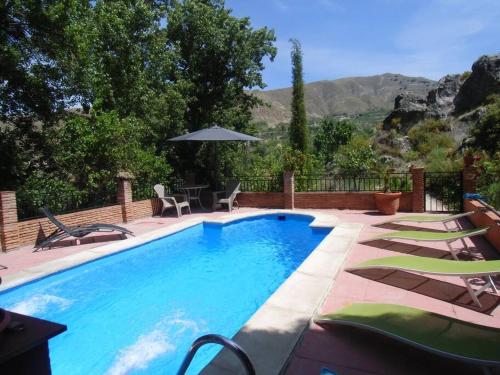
left=117, top=171, right=135, bottom=180
left=410, top=165, right=424, bottom=171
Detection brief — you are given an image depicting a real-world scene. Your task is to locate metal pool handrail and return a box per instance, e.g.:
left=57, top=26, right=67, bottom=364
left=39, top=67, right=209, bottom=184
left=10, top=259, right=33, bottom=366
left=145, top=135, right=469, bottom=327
left=176, top=334, right=255, bottom=375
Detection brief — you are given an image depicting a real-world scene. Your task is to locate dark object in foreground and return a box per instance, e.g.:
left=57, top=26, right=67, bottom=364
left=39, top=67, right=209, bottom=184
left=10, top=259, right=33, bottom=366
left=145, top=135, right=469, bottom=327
left=0, top=310, right=66, bottom=375
left=35, top=207, right=134, bottom=251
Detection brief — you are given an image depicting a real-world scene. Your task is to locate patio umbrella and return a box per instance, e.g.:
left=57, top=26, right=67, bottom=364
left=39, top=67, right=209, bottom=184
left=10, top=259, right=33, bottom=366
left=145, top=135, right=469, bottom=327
left=169, top=125, right=261, bottom=186
left=169, top=125, right=261, bottom=142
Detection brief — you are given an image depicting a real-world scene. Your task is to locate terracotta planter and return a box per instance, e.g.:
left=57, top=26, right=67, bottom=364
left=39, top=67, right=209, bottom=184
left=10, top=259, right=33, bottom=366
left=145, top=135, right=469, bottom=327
left=464, top=154, right=480, bottom=167
left=374, top=192, right=402, bottom=215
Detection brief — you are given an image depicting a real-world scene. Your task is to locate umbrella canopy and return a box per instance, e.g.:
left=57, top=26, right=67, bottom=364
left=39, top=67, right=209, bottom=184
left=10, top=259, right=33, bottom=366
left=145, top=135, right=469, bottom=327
left=169, top=125, right=261, bottom=142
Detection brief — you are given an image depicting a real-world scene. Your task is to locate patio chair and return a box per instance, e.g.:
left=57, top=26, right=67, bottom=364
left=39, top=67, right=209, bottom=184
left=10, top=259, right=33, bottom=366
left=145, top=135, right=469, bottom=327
left=347, top=255, right=500, bottom=307
left=360, top=227, right=489, bottom=260
left=35, top=207, right=134, bottom=251
left=314, top=303, right=500, bottom=372
left=377, top=210, right=484, bottom=231
left=153, top=184, right=191, bottom=217
left=212, top=181, right=241, bottom=212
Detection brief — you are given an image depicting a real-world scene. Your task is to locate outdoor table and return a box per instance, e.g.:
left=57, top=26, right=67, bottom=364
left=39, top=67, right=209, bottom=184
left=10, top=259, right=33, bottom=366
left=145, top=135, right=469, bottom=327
left=179, top=184, right=209, bottom=210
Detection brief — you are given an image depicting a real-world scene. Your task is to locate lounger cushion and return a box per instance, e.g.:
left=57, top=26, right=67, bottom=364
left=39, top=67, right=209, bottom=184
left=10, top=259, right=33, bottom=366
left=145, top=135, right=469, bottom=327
left=348, top=255, right=500, bottom=276
left=315, top=303, right=500, bottom=366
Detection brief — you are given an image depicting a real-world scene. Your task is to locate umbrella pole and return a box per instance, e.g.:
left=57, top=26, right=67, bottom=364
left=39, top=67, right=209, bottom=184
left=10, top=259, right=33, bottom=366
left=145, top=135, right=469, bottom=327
left=215, top=142, right=219, bottom=190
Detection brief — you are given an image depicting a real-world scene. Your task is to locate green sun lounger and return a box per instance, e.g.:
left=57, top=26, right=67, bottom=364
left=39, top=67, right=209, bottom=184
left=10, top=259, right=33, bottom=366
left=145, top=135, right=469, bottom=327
left=378, top=211, right=481, bottom=231
left=360, top=227, right=489, bottom=260
left=314, top=303, right=500, bottom=371
left=347, top=255, right=500, bottom=307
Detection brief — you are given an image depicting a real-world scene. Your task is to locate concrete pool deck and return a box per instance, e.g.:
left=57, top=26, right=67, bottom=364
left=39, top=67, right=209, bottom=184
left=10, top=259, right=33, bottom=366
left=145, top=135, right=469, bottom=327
left=0, top=208, right=499, bottom=374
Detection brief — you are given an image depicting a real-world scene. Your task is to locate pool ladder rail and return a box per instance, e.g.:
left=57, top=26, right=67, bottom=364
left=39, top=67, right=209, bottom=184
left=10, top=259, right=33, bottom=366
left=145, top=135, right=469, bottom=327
left=177, top=334, right=256, bottom=375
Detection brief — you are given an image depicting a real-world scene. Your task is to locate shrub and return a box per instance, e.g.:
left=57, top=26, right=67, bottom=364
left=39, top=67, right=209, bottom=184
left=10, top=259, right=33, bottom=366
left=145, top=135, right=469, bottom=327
left=476, top=152, right=500, bottom=209
left=460, top=71, right=472, bottom=81
left=469, top=94, right=500, bottom=156
left=408, top=119, right=455, bottom=156
left=334, top=136, right=377, bottom=175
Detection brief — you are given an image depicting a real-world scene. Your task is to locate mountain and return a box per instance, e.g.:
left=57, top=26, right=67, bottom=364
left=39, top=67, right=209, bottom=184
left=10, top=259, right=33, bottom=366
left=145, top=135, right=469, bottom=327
left=251, top=74, right=437, bottom=125
left=382, top=53, right=500, bottom=139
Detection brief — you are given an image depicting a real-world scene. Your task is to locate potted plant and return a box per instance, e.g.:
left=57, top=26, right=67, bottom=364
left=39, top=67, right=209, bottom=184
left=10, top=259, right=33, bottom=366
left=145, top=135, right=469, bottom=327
left=464, top=149, right=480, bottom=167
left=373, top=167, right=402, bottom=215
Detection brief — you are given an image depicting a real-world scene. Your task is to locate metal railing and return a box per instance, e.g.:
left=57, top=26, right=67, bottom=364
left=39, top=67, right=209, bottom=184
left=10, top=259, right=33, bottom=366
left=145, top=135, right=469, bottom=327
left=177, top=334, right=255, bottom=375
left=220, top=176, right=283, bottom=192
left=295, top=173, right=412, bottom=192
left=16, top=188, right=118, bottom=221
left=424, top=171, right=463, bottom=212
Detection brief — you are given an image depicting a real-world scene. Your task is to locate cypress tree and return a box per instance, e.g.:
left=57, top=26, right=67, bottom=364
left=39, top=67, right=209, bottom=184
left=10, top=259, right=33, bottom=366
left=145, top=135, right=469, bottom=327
left=289, top=39, right=309, bottom=152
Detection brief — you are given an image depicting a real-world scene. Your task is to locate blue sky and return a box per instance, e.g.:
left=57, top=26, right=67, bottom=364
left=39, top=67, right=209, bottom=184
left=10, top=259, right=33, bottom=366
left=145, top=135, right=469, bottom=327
left=225, top=0, right=500, bottom=90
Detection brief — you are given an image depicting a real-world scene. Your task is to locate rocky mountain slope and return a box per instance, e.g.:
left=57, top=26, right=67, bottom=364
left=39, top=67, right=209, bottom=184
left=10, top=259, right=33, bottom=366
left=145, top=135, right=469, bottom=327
left=251, top=74, right=436, bottom=125
left=382, top=53, right=500, bottom=142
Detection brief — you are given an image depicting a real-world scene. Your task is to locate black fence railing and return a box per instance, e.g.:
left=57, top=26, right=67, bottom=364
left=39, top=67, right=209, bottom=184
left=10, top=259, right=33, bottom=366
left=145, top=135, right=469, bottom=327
left=220, top=176, right=283, bottom=192
left=295, top=173, right=413, bottom=192
left=424, top=171, right=463, bottom=212
left=132, top=178, right=185, bottom=202
left=16, top=187, right=118, bottom=221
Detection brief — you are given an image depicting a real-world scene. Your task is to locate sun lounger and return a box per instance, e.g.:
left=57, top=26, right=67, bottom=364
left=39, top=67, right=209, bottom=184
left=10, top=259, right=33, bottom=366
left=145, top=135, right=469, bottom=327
left=154, top=184, right=191, bottom=217
left=378, top=211, right=481, bottom=231
left=360, top=227, right=489, bottom=260
left=314, top=303, right=500, bottom=371
left=347, top=255, right=500, bottom=307
left=35, top=207, right=134, bottom=251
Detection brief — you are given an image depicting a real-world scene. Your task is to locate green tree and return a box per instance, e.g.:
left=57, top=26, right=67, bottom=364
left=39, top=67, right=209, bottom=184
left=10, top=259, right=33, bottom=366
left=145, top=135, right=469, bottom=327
left=166, top=0, right=276, bottom=131
left=66, top=0, right=187, bottom=148
left=314, top=118, right=354, bottom=164
left=334, top=136, right=377, bottom=176
left=51, top=111, right=171, bottom=192
left=289, top=38, right=308, bottom=153
left=0, top=0, right=87, bottom=189
left=0, top=0, right=82, bottom=121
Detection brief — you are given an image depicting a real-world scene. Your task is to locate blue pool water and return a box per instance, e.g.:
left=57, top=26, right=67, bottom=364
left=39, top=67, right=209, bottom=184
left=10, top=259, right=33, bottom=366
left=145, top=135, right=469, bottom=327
left=0, top=214, right=330, bottom=375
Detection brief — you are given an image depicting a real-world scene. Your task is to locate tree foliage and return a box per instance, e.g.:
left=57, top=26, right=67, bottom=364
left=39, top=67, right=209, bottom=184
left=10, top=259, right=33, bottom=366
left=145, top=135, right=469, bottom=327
left=289, top=39, right=308, bottom=153
left=334, top=136, right=377, bottom=175
left=0, top=0, right=277, bottom=194
left=166, top=0, right=276, bottom=131
left=314, top=118, right=354, bottom=164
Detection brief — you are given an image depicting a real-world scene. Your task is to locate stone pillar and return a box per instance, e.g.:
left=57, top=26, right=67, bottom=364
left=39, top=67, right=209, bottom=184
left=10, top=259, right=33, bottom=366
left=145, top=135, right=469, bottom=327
left=117, top=173, right=134, bottom=223
left=410, top=166, right=425, bottom=213
left=463, top=164, right=478, bottom=194
left=0, top=191, right=20, bottom=252
left=283, top=171, right=295, bottom=209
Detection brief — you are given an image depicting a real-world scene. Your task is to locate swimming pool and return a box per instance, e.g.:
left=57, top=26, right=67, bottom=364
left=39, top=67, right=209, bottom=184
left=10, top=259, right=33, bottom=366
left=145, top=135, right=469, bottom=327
left=0, top=213, right=331, bottom=374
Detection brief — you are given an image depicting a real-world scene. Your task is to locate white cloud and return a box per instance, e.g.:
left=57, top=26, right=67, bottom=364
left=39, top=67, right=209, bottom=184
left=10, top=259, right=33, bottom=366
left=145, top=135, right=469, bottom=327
left=273, top=0, right=289, bottom=11
left=317, top=0, right=344, bottom=12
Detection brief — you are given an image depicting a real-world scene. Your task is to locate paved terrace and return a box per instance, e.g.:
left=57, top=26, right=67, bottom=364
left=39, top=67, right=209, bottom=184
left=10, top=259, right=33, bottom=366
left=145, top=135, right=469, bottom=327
left=0, top=208, right=499, bottom=375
